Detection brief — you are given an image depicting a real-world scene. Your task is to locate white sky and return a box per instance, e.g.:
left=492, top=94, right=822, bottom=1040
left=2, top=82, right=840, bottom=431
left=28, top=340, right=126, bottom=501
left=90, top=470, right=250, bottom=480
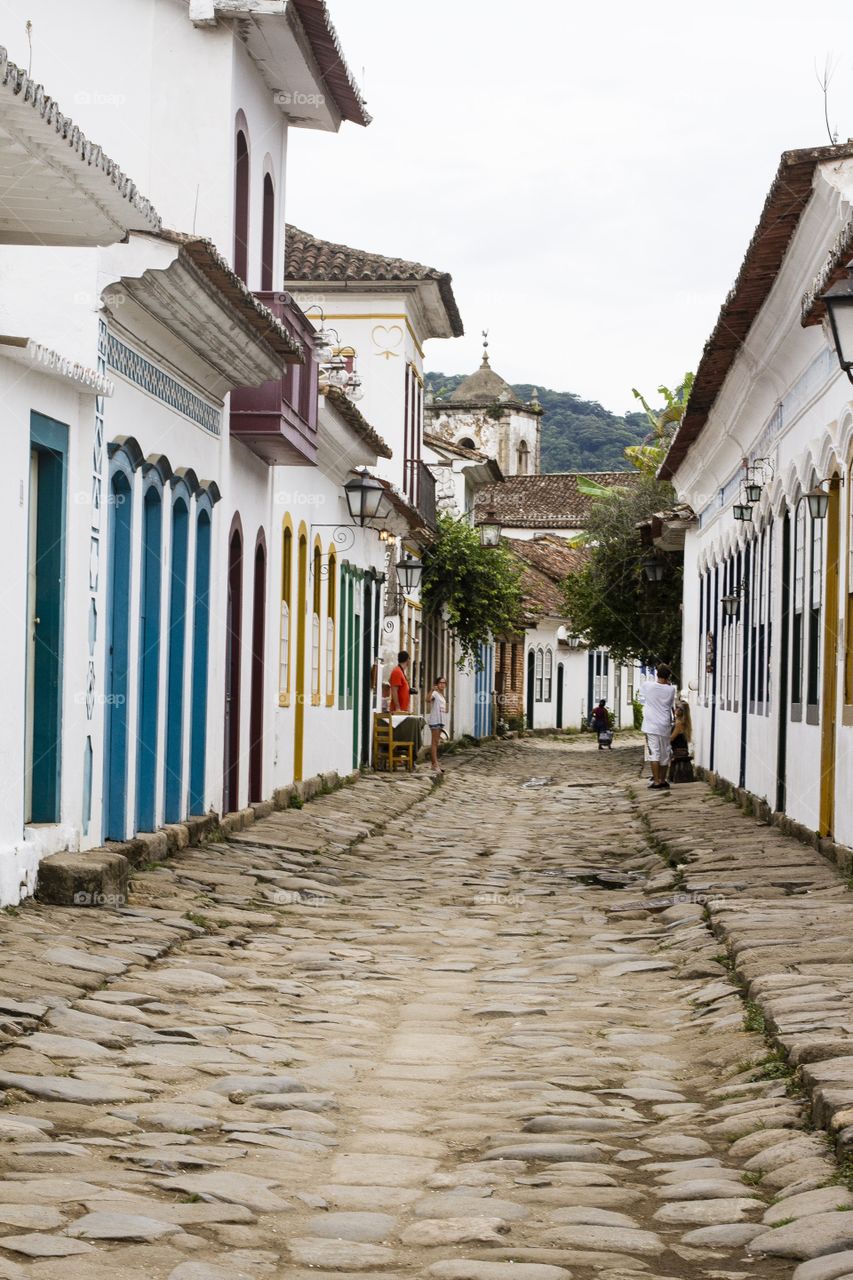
left=287, top=1, right=853, bottom=416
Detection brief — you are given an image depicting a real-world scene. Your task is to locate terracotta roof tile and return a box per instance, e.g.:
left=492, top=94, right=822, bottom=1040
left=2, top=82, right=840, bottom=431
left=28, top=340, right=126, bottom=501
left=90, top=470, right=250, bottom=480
left=285, top=225, right=463, bottom=337
left=290, top=0, right=371, bottom=127
left=476, top=472, right=633, bottom=529
left=504, top=535, right=586, bottom=622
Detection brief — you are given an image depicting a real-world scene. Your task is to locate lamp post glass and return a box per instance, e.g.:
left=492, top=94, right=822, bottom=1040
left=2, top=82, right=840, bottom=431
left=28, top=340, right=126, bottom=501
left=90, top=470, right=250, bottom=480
left=345, top=472, right=387, bottom=526
left=806, top=487, right=829, bottom=520
left=823, top=270, right=853, bottom=381
left=396, top=555, right=423, bottom=593
left=733, top=503, right=752, bottom=522
left=744, top=482, right=762, bottom=504
left=643, top=555, right=665, bottom=582
left=477, top=508, right=502, bottom=548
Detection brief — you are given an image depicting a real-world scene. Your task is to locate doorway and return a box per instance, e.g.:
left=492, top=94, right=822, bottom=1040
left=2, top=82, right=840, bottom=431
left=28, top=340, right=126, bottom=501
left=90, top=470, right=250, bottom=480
left=223, top=522, right=243, bottom=814
left=136, top=485, right=163, bottom=832
left=294, top=529, right=307, bottom=781
left=164, top=496, right=189, bottom=823
left=189, top=509, right=211, bottom=816
left=249, top=534, right=266, bottom=802
left=526, top=648, right=535, bottom=729
left=26, top=415, right=68, bottom=823
left=104, top=468, right=133, bottom=840
left=556, top=662, right=564, bottom=730
left=820, top=474, right=841, bottom=835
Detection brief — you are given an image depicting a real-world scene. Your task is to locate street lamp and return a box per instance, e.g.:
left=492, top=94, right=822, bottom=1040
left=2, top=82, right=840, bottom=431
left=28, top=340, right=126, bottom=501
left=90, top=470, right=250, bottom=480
left=733, top=502, right=753, bottom=522
left=744, top=478, right=763, bottom=504
left=821, top=264, right=853, bottom=383
left=567, top=634, right=582, bottom=650
left=344, top=469, right=388, bottom=525
left=721, top=593, right=740, bottom=618
left=642, top=553, right=666, bottom=582
left=477, top=507, right=502, bottom=548
left=806, top=485, right=829, bottom=520
left=396, top=553, right=423, bottom=593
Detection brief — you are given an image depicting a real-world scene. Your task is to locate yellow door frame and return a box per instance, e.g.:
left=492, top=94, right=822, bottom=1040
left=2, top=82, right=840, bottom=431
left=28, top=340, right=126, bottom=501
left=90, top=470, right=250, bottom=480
left=294, top=526, right=308, bottom=782
left=819, top=473, right=841, bottom=836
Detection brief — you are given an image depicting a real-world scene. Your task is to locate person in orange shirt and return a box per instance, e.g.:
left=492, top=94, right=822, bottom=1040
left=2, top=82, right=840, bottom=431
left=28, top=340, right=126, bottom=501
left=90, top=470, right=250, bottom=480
left=389, top=651, right=411, bottom=714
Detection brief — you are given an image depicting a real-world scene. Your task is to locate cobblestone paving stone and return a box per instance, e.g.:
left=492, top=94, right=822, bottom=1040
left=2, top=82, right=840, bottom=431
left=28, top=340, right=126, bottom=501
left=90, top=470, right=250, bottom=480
left=0, top=739, right=850, bottom=1277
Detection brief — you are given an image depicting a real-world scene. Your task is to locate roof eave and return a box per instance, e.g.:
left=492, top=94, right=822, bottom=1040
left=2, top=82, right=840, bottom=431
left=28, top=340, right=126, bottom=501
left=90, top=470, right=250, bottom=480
left=660, top=142, right=853, bottom=482
left=0, top=47, right=160, bottom=246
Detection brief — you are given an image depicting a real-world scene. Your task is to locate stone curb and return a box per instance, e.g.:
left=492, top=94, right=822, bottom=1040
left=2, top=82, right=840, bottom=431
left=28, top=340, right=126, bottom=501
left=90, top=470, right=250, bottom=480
left=636, top=777, right=853, bottom=1161
left=697, top=765, right=853, bottom=875
left=35, top=767, right=354, bottom=907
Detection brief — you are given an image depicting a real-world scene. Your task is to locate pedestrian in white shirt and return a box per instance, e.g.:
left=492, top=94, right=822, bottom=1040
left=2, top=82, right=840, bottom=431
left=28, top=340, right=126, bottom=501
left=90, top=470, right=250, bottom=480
left=639, top=664, right=677, bottom=791
left=428, top=676, right=449, bottom=773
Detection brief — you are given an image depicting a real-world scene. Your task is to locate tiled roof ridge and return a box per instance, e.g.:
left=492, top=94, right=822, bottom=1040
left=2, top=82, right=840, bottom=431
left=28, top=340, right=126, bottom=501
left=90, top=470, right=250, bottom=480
left=285, top=225, right=464, bottom=337
left=0, top=46, right=161, bottom=232
left=290, top=0, right=371, bottom=127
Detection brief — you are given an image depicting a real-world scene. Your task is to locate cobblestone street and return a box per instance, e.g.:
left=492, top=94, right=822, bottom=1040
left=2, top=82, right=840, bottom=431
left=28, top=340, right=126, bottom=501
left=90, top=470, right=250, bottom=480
left=2, top=739, right=853, bottom=1279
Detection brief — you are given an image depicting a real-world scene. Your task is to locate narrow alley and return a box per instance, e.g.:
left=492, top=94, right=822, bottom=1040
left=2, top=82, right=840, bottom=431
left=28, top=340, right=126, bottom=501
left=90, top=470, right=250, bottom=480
left=0, top=740, right=850, bottom=1278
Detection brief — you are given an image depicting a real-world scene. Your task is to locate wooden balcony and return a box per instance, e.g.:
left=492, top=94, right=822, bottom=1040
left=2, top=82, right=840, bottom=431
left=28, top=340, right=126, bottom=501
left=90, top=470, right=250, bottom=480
left=230, top=292, right=319, bottom=465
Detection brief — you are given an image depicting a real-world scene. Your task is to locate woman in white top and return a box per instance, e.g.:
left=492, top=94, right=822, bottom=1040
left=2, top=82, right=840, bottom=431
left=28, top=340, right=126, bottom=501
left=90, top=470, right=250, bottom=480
left=428, top=676, right=449, bottom=773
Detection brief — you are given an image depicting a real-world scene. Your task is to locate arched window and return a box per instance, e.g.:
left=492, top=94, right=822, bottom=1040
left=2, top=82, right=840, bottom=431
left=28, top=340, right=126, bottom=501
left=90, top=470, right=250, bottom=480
left=234, top=126, right=250, bottom=283
left=457, top=436, right=476, bottom=450
left=535, top=647, right=544, bottom=701
left=326, top=549, right=336, bottom=706
left=311, top=541, right=322, bottom=704
left=261, top=172, right=275, bottom=291
left=517, top=440, right=530, bottom=475
left=543, top=647, right=553, bottom=701
left=279, top=520, right=292, bottom=705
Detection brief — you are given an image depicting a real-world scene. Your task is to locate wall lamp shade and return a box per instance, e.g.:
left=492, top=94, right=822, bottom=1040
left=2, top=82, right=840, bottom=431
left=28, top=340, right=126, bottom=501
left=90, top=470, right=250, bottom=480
left=822, top=269, right=853, bottom=383
left=744, top=481, right=763, bottom=504
left=567, top=634, right=582, bottom=649
left=477, top=508, right=502, bottom=548
left=806, top=486, right=829, bottom=519
left=721, top=593, right=740, bottom=618
left=733, top=503, right=753, bottom=522
left=396, top=553, right=423, bottom=593
left=344, top=471, right=388, bottom=525
left=642, top=554, right=666, bottom=582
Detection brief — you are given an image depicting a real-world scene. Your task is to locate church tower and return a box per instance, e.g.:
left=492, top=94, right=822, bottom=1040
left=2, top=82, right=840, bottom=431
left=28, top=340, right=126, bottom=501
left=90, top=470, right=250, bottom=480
left=424, top=334, right=542, bottom=476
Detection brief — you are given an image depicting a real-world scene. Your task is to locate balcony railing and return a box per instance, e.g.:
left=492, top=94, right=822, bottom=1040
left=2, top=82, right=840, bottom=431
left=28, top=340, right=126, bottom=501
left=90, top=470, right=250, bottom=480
left=230, top=292, right=319, bottom=466
left=403, top=458, right=436, bottom=529
left=417, top=460, right=436, bottom=529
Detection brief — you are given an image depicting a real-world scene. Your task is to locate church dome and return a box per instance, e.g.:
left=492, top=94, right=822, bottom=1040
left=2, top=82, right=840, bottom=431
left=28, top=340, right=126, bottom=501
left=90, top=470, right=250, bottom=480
left=449, top=349, right=522, bottom=407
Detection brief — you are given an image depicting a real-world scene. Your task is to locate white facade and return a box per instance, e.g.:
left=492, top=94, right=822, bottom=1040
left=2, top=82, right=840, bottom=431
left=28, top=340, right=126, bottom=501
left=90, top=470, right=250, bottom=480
left=0, top=3, right=373, bottom=903
left=667, top=147, right=853, bottom=847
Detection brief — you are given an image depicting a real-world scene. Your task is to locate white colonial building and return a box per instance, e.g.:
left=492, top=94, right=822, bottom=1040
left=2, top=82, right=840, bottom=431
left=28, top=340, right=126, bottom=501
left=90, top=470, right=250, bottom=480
left=0, top=2, right=379, bottom=904
left=662, top=142, right=853, bottom=850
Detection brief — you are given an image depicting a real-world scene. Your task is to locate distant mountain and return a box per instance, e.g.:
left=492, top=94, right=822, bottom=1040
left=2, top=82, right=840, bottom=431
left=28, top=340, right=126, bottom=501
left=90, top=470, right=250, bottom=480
left=424, top=372, right=650, bottom=473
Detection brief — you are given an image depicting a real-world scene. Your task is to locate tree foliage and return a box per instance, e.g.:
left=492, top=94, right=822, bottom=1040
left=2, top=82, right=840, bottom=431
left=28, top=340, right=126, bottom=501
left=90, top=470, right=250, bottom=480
left=562, top=473, right=683, bottom=669
left=625, top=374, right=694, bottom=475
left=422, top=515, right=523, bottom=667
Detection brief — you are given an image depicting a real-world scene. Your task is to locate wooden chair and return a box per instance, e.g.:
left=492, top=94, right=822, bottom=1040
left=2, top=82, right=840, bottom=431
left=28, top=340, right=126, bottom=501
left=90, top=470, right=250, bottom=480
left=373, top=714, right=414, bottom=772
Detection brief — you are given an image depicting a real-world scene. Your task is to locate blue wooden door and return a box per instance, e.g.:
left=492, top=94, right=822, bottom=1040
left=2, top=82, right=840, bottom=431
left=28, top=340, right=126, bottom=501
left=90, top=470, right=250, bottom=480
left=136, top=487, right=162, bottom=831
left=164, top=497, right=189, bottom=822
left=104, top=471, right=133, bottom=840
left=28, top=414, right=68, bottom=823
left=189, top=510, right=211, bottom=816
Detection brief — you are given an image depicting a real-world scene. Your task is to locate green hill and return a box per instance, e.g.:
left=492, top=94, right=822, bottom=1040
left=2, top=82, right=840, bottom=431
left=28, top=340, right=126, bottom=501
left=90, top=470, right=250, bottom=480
left=424, top=372, right=650, bottom=473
